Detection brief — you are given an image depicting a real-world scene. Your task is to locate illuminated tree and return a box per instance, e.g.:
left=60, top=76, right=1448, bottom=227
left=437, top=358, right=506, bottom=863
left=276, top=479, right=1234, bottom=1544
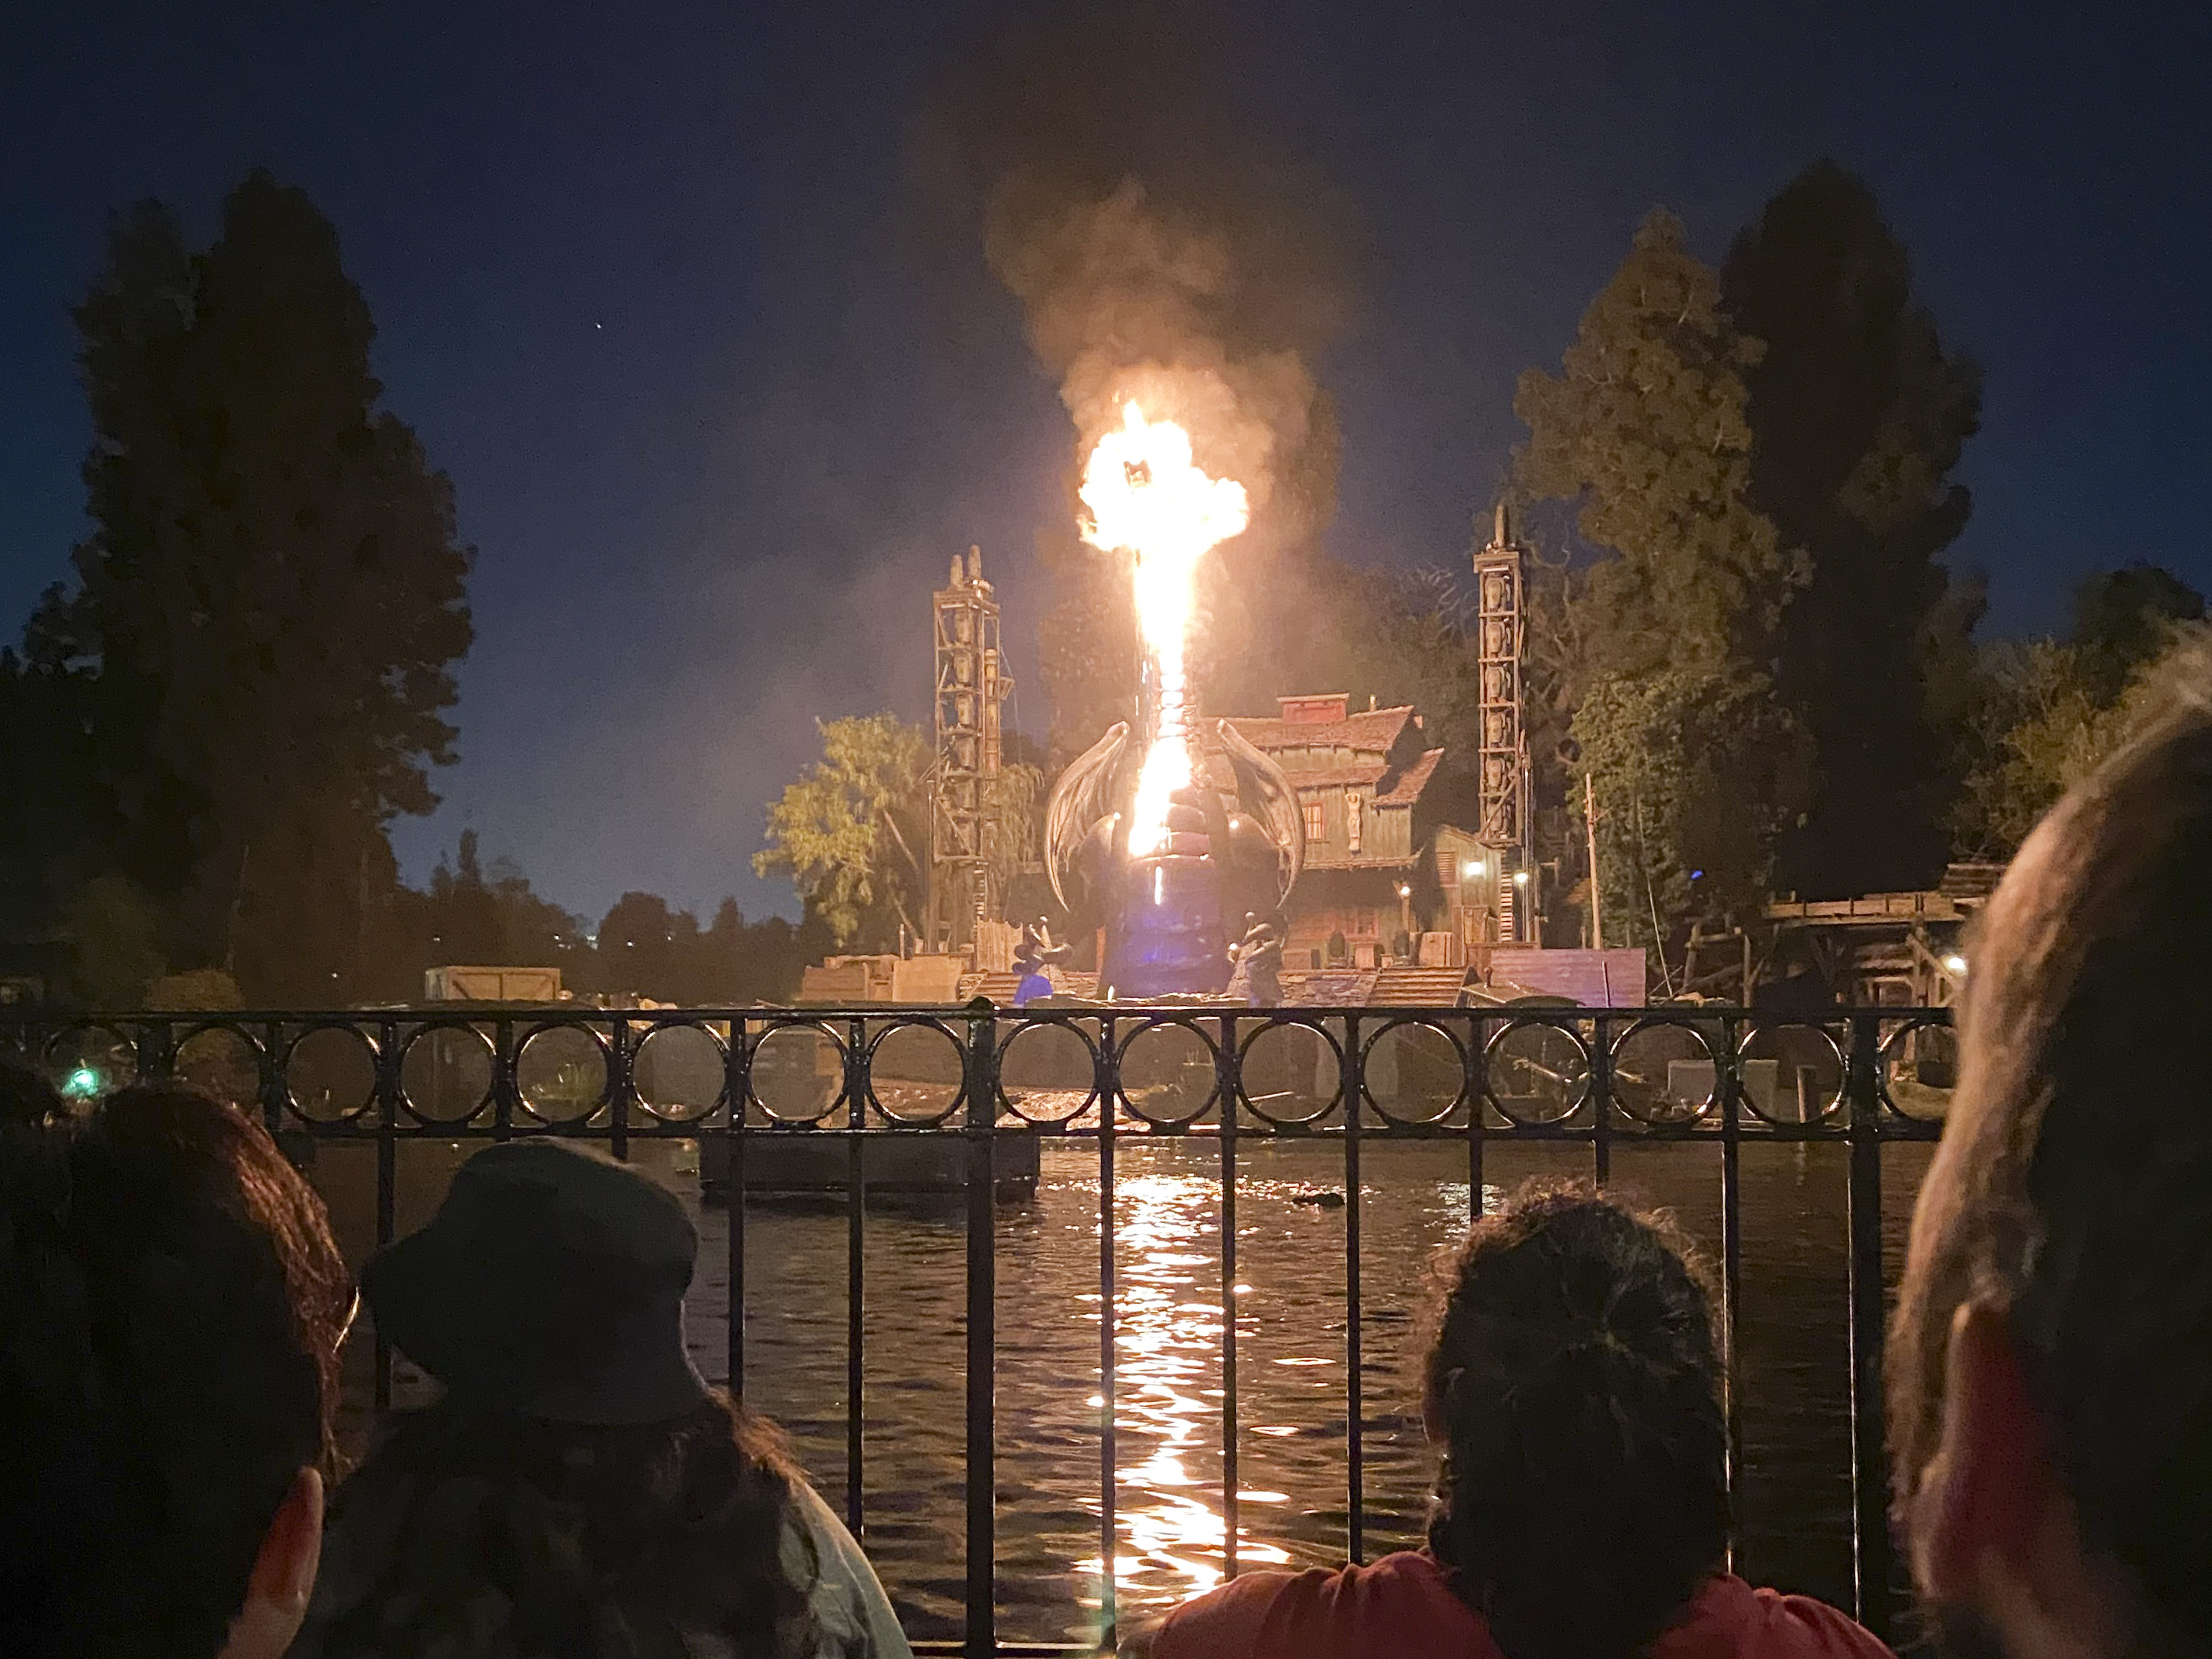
left=755, top=714, right=934, bottom=949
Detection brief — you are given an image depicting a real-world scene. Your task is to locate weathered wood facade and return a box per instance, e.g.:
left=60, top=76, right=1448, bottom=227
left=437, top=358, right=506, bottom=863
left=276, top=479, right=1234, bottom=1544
left=1220, top=695, right=1487, bottom=970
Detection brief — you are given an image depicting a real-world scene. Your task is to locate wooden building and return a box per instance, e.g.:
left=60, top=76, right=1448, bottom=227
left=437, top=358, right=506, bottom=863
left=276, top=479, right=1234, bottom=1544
left=1220, top=694, right=1488, bottom=971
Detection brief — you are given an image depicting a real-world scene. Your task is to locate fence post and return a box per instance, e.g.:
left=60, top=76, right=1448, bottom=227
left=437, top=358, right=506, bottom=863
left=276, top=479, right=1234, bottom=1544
left=963, top=1003, right=998, bottom=1659
left=1846, top=1012, right=1894, bottom=1638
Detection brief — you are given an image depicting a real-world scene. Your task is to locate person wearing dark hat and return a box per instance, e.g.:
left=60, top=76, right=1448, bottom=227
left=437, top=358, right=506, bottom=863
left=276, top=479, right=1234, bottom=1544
left=293, top=1139, right=911, bottom=1659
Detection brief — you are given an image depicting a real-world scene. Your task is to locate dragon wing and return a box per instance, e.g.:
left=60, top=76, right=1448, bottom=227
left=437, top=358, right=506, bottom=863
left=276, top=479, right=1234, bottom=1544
left=1044, top=721, right=1133, bottom=913
left=1216, top=718, right=1305, bottom=901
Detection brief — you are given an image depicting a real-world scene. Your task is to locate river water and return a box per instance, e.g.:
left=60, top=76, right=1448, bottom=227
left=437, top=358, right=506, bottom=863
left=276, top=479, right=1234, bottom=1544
left=315, top=1134, right=1935, bottom=1650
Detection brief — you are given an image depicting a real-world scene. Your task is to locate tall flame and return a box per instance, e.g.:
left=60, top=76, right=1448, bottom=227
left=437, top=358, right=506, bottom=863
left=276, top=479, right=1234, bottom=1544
left=1079, top=402, right=1250, bottom=859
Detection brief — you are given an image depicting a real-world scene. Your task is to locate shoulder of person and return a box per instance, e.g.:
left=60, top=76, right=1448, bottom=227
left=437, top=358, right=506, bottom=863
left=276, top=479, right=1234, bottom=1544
left=1655, top=1576, right=1898, bottom=1659
left=782, top=1478, right=915, bottom=1659
left=1148, top=1552, right=1487, bottom=1659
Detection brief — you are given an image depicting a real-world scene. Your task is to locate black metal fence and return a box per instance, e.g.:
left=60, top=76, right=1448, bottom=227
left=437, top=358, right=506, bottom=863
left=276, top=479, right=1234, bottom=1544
left=3, top=1003, right=1953, bottom=1657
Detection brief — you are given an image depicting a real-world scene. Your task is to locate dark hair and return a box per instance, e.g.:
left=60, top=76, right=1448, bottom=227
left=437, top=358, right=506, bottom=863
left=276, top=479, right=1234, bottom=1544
left=1423, top=1181, right=1730, bottom=1659
left=1890, top=649, right=2212, bottom=1654
left=0, top=1080, right=353, bottom=1659
left=298, top=1388, right=827, bottom=1659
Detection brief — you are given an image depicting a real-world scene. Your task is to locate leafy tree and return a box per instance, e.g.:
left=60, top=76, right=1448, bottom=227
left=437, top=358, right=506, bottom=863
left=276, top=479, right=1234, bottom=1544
left=755, top=714, right=933, bottom=949
left=32, top=171, right=471, bottom=999
left=58, top=874, right=167, bottom=1008
left=1514, top=210, right=1806, bottom=945
left=1516, top=208, right=1796, bottom=680
left=2071, top=563, right=2205, bottom=703
left=1572, top=668, right=1814, bottom=951
left=1724, top=161, right=1984, bottom=897
left=1951, top=621, right=2209, bottom=857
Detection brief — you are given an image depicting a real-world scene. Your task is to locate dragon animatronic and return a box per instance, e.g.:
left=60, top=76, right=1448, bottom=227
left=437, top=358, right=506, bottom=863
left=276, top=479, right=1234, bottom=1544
left=1044, top=718, right=1304, bottom=1000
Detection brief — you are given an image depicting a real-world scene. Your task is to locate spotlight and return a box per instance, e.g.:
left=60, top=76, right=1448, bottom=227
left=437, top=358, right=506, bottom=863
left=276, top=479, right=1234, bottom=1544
left=1513, top=870, right=1530, bottom=887
left=1942, top=953, right=1968, bottom=977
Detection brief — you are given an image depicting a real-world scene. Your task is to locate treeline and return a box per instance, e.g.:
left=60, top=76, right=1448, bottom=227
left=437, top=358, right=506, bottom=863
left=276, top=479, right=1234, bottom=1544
left=374, top=830, right=832, bottom=1008
left=0, top=169, right=835, bottom=1011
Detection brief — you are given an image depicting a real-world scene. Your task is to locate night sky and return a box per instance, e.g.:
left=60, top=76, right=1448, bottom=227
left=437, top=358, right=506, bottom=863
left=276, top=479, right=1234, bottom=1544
left=5, top=1, right=2205, bottom=925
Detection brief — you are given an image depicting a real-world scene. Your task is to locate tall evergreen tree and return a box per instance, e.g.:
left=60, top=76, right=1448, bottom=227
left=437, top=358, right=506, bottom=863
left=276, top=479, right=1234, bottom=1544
left=1515, top=209, right=1810, bottom=949
left=1723, top=161, right=1983, bottom=897
left=35, top=171, right=472, bottom=998
left=1517, top=209, right=1797, bottom=680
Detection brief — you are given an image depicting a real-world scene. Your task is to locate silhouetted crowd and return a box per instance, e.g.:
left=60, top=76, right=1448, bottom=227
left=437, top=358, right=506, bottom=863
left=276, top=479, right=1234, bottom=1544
left=7, top=670, right=2211, bottom=1659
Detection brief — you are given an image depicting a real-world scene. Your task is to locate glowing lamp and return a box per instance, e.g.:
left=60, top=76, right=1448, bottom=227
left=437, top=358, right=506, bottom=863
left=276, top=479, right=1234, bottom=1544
left=1512, top=870, right=1530, bottom=887
left=1462, top=859, right=1485, bottom=879
left=1942, top=953, right=1968, bottom=976
left=64, top=1066, right=101, bottom=1099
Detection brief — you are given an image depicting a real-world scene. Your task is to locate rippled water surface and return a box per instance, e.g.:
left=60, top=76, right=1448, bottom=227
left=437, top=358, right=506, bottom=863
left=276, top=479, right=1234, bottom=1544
left=318, top=1135, right=1933, bottom=1648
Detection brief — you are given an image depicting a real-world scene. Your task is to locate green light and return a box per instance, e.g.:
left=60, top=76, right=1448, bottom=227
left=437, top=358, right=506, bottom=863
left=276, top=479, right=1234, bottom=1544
left=64, top=1066, right=101, bottom=1099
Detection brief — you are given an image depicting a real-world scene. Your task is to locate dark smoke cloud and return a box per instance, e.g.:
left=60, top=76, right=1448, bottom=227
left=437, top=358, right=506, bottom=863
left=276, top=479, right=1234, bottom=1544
left=908, top=0, right=1364, bottom=739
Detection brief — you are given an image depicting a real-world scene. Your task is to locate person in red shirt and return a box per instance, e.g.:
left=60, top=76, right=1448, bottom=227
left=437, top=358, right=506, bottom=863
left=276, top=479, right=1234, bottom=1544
left=1127, top=1183, right=1893, bottom=1659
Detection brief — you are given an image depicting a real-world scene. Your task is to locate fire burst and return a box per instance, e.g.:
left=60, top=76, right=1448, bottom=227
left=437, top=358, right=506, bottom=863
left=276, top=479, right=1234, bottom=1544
left=1078, top=402, right=1250, bottom=858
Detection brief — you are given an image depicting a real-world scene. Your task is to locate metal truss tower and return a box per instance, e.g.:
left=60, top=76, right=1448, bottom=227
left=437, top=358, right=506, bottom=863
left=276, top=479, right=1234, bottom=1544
left=1473, top=504, right=1535, bottom=943
left=929, top=546, right=1012, bottom=955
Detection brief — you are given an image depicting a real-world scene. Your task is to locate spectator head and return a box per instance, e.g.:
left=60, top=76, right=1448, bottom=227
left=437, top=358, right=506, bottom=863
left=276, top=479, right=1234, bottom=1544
left=1422, top=1182, right=1729, bottom=1659
left=1891, top=655, right=2212, bottom=1659
left=295, top=1139, right=818, bottom=1658
left=0, top=1079, right=354, bottom=1659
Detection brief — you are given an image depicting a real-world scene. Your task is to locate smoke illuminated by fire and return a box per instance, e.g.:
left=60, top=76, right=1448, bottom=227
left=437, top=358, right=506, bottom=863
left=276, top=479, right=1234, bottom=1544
left=1079, top=402, right=1250, bottom=858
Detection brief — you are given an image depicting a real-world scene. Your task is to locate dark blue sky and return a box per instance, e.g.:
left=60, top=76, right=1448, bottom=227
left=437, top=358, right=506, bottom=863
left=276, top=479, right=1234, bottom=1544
left=4, top=1, right=2205, bottom=924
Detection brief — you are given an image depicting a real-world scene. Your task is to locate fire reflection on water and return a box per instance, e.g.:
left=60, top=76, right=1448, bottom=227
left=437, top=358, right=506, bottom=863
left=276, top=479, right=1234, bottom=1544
left=321, top=1136, right=1893, bottom=1649
left=1076, top=1173, right=1294, bottom=1604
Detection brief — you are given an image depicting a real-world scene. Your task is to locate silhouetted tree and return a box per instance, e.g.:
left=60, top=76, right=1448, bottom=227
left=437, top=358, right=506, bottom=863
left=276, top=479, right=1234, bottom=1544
left=1723, top=161, right=1983, bottom=897
left=32, top=171, right=471, bottom=1000
left=2071, top=563, right=2206, bottom=703
left=1515, top=209, right=1810, bottom=947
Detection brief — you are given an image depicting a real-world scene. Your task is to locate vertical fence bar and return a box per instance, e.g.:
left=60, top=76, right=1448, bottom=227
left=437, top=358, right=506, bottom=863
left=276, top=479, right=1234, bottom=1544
left=492, top=1017, right=515, bottom=1141
left=725, top=1020, right=747, bottom=1398
left=1591, top=1012, right=1612, bottom=1185
left=1466, top=1014, right=1486, bottom=1223
left=1343, top=1012, right=1365, bottom=1565
left=846, top=1017, right=868, bottom=1540
left=1098, top=1019, right=1119, bottom=1648
left=1846, top=1012, right=1894, bottom=1638
left=608, top=1019, right=631, bottom=1163
left=373, top=1017, right=398, bottom=1414
left=1219, top=1013, right=1240, bottom=1584
left=963, top=1004, right=998, bottom=1659
left=1719, top=1012, right=1744, bottom=1571
left=260, top=1019, right=283, bottom=1136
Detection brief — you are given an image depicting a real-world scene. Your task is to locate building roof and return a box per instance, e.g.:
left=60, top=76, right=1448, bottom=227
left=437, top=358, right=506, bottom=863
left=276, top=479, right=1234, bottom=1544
left=1287, top=762, right=1391, bottom=791
left=1298, top=851, right=1430, bottom=872
left=1377, top=747, right=1446, bottom=806
left=1224, top=704, right=1418, bottom=756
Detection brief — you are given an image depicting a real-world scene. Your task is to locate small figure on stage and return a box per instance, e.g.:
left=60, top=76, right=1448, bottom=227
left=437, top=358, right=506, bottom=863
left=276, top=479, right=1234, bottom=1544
left=1011, top=918, right=1069, bottom=1007
left=1231, top=911, right=1286, bottom=1008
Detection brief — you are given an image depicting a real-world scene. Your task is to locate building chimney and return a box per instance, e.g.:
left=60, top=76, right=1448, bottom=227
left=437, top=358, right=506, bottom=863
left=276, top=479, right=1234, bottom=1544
left=1278, top=693, right=1352, bottom=725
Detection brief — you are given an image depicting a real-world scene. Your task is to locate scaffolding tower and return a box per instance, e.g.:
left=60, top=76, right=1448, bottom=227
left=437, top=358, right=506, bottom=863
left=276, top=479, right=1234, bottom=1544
left=928, top=546, right=1012, bottom=956
left=1473, top=504, right=1535, bottom=943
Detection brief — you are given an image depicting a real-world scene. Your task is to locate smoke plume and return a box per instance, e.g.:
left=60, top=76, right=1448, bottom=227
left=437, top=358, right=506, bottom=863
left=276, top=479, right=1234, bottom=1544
left=911, top=1, right=1362, bottom=744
